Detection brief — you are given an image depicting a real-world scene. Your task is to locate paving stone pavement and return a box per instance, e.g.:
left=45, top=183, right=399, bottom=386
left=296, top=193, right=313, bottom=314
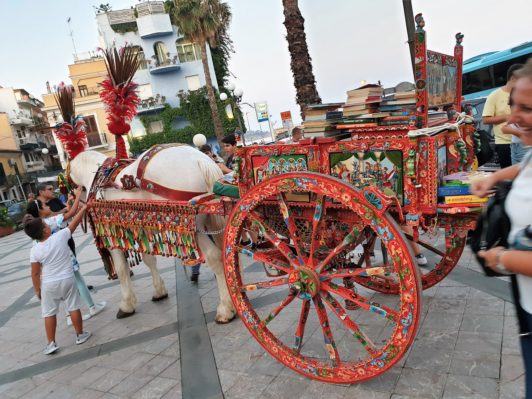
left=0, top=227, right=526, bottom=398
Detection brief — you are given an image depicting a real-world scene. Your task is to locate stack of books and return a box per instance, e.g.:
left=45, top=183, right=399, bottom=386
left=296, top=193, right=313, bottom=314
left=438, top=171, right=491, bottom=204
left=343, top=84, right=383, bottom=117
left=302, top=103, right=343, bottom=138
left=378, top=90, right=416, bottom=126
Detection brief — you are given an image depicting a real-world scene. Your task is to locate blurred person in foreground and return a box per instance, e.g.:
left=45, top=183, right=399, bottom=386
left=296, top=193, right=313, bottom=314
left=472, top=59, right=532, bottom=398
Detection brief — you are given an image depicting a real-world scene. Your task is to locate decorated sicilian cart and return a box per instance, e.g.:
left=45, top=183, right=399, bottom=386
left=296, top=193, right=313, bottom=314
left=58, top=16, right=481, bottom=384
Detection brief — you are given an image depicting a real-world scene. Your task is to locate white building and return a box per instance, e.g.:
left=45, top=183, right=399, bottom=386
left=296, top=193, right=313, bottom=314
left=95, top=1, right=219, bottom=136
left=0, top=87, right=57, bottom=184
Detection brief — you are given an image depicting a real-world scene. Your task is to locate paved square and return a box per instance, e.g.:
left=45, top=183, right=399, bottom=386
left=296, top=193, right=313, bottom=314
left=0, top=227, right=525, bottom=398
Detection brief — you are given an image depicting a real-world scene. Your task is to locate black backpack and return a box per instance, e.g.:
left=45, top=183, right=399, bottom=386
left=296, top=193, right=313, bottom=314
left=469, top=180, right=512, bottom=276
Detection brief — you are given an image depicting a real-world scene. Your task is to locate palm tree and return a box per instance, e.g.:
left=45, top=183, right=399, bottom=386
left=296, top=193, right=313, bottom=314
left=282, top=0, right=321, bottom=116
left=171, top=0, right=231, bottom=141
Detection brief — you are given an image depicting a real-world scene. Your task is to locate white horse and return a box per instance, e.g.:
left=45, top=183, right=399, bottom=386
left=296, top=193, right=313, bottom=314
left=69, top=146, right=236, bottom=323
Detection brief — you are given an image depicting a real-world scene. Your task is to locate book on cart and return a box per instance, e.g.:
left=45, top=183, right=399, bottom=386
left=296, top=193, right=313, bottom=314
left=437, top=186, right=471, bottom=196
left=443, top=195, right=488, bottom=204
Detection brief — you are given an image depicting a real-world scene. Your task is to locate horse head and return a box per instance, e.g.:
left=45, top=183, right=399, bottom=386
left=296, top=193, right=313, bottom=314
left=69, top=150, right=108, bottom=200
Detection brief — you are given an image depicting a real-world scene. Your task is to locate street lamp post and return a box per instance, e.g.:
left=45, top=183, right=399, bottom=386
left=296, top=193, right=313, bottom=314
left=220, top=84, right=244, bottom=131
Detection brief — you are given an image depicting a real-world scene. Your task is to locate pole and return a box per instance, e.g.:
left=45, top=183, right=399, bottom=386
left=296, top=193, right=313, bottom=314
left=15, top=174, right=26, bottom=202
left=402, top=0, right=416, bottom=77
left=67, top=17, right=78, bottom=60
left=245, top=112, right=251, bottom=131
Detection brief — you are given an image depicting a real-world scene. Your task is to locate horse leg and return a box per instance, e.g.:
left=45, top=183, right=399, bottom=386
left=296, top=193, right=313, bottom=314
left=110, top=249, right=137, bottom=319
left=196, top=233, right=236, bottom=323
left=141, top=254, right=168, bottom=301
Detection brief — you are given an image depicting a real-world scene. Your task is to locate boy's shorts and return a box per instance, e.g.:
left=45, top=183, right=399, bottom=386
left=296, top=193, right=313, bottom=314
left=41, top=277, right=82, bottom=317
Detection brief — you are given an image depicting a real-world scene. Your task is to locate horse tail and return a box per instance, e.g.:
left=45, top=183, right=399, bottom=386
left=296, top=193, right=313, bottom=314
left=197, top=157, right=223, bottom=192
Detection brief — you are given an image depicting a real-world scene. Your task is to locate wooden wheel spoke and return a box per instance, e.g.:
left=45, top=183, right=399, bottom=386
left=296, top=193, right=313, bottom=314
left=262, top=291, right=297, bottom=326
left=321, top=266, right=394, bottom=281
left=249, top=211, right=299, bottom=267
left=309, top=194, right=325, bottom=265
left=322, top=281, right=399, bottom=323
left=293, top=300, right=311, bottom=353
left=252, top=250, right=292, bottom=274
left=236, top=245, right=292, bottom=274
left=316, top=225, right=362, bottom=273
left=278, top=193, right=307, bottom=264
left=312, top=295, right=340, bottom=366
left=404, top=233, right=446, bottom=257
left=322, top=292, right=377, bottom=355
left=241, top=277, right=289, bottom=292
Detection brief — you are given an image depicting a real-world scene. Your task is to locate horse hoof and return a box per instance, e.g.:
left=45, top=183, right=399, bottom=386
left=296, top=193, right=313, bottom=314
left=152, top=293, right=168, bottom=302
left=116, top=309, right=135, bottom=319
left=215, top=313, right=237, bottom=324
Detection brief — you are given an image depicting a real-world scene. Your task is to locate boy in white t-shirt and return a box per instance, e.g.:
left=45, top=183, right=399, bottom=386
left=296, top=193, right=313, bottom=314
left=26, top=204, right=91, bottom=355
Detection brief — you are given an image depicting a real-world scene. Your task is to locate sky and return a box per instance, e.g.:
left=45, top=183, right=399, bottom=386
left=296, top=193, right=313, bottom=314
left=0, top=0, right=531, bottom=131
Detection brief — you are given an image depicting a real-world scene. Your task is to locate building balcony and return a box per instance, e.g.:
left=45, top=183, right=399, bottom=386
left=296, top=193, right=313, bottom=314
left=17, top=136, right=39, bottom=151
left=137, top=14, right=173, bottom=38
left=137, top=95, right=166, bottom=114
left=10, top=116, right=33, bottom=126
left=25, top=161, right=46, bottom=172
left=148, top=55, right=180, bottom=75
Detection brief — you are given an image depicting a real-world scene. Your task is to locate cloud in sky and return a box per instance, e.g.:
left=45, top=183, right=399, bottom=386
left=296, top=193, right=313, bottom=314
left=0, top=0, right=530, bottom=131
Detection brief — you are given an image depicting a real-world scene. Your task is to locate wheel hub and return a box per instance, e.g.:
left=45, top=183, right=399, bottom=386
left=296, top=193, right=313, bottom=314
left=288, top=267, right=320, bottom=300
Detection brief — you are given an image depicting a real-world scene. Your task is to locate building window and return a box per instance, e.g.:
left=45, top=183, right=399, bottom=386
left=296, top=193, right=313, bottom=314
left=148, top=120, right=164, bottom=134
left=176, top=39, right=202, bottom=63
left=79, top=85, right=89, bottom=97
left=82, top=115, right=103, bottom=147
left=153, top=42, right=169, bottom=66
left=186, top=75, right=201, bottom=91
left=0, top=164, right=6, bottom=186
left=132, top=46, right=147, bottom=70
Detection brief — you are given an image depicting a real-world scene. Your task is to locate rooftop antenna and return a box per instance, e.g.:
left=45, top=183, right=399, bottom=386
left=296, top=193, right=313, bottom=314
left=67, top=17, right=78, bottom=60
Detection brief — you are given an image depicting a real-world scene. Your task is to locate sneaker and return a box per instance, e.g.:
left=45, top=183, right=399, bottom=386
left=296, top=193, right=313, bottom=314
left=89, top=302, right=107, bottom=317
left=76, top=331, right=92, bottom=345
left=43, top=341, right=59, bottom=355
left=416, top=253, right=428, bottom=266
left=66, top=313, right=91, bottom=326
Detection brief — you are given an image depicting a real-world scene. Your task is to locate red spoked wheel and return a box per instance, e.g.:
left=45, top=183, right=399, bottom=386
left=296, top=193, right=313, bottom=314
left=352, top=220, right=469, bottom=293
left=223, top=172, right=421, bottom=384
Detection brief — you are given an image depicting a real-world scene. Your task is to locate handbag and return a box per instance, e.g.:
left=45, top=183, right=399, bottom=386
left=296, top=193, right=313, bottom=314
left=469, top=180, right=513, bottom=276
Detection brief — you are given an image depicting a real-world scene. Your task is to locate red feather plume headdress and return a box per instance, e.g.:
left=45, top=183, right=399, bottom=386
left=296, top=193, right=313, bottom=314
left=99, top=45, right=141, bottom=159
left=53, top=83, right=88, bottom=160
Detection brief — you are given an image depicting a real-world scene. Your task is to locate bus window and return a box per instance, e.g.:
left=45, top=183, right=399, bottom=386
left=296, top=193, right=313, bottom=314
left=463, top=66, right=493, bottom=95
left=493, top=54, right=531, bottom=86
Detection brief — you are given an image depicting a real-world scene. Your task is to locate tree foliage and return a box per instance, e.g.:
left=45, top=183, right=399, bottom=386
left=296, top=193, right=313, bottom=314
left=128, top=88, right=241, bottom=155
left=282, top=0, right=321, bottom=116
left=170, top=0, right=232, bottom=140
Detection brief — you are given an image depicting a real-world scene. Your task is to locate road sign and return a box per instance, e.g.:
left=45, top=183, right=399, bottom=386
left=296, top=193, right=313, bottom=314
left=280, top=111, right=292, bottom=122
left=280, top=110, right=293, bottom=131
left=255, top=102, right=269, bottom=123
